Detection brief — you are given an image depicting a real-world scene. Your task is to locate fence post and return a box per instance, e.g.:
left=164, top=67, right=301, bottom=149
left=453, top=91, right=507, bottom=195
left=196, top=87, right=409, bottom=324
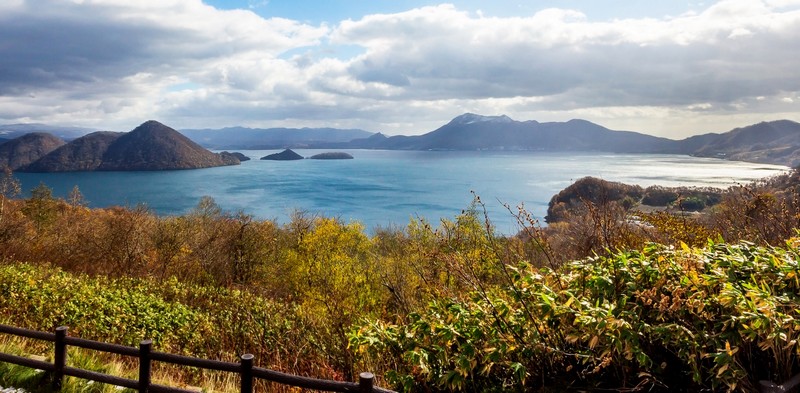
left=359, top=372, right=374, bottom=393
left=240, top=354, right=254, bottom=393
left=53, top=326, right=68, bottom=391
left=139, top=340, right=152, bottom=393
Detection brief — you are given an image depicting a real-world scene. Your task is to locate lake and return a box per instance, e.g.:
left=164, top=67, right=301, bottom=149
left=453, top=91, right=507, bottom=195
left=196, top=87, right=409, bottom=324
left=12, top=150, right=789, bottom=234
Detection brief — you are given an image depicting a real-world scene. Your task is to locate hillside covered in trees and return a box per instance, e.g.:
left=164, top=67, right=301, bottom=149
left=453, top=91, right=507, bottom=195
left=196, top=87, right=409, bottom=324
left=1, top=167, right=800, bottom=391
left=0, top=121, right=241, bottom=172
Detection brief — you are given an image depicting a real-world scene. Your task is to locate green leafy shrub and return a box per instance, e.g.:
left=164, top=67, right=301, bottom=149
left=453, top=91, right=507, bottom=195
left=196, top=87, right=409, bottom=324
left=642, top=186, right=679, bottom=206
left=352, top=240, right=800, bottom=392
left=0, top=263, right=336, bottom=381
left=676, top=195, right=706, bottom=211
left=0, top=263, right=203, bottom=349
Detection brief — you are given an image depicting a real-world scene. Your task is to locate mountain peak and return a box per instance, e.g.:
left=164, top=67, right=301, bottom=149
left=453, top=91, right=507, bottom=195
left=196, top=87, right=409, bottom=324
left=133, top=120, right=172, bottom=133
left=450, top=113, right=514, bottom=125
left=97, top=120, right=238, bottom=171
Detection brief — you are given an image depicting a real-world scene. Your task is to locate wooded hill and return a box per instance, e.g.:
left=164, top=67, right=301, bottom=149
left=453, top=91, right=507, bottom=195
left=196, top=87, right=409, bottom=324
left=0, top=121, right=240, bottom=172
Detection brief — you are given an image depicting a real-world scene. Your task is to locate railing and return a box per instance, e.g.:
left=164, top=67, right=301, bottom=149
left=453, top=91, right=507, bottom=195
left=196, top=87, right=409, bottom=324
left=0, top=324, right=395, bottom=393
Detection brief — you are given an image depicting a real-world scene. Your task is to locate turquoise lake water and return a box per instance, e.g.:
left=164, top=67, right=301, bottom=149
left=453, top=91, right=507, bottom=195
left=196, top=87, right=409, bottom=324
left=12, top=150, right=789, bottom=234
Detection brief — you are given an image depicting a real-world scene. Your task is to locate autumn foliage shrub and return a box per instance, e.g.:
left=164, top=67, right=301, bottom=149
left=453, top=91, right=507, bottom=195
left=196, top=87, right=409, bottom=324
left=710, top=184, right=800, bottom=245
left=2, top=170, right=800, bottom=391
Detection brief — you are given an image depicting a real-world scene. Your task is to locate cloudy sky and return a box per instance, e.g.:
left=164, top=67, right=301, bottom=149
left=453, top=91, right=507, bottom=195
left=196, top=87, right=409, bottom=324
left=1, top=0, right=799, bottom=138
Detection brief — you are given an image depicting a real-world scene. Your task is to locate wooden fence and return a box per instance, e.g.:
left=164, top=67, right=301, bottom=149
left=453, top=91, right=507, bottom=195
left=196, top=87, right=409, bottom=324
left=0, top=324, right=395, bottom=393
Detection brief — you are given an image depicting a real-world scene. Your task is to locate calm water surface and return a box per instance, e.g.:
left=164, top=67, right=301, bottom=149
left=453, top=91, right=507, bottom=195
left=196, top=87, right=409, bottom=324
left=14, top=150, right=789, bottom=234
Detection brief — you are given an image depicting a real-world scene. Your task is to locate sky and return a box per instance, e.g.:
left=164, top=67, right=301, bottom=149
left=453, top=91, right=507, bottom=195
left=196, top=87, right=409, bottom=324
left=1, top=1, right=799, bottom=138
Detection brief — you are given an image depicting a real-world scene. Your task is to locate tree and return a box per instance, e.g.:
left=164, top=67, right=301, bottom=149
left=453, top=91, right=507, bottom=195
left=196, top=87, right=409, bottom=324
left=67, top=185, right=87, bottom=207
left=92, top=205, right=155, bottom=276
left=227, top=212, right=277, bottom=286
left=193, top=196, right=221, bottom=218
left=0, top=167, right=25, bottom=258
left=22, top=182, right=59, bottom=232
left=0, top=167, right=21, bottom=222
left=284, top=217, right=378, bottom=379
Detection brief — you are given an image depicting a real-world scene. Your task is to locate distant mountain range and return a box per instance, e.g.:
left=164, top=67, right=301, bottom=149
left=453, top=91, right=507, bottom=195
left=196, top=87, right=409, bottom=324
left=180, top=127, right=374, bottom=149
left=2, top=115, right=800, bottom=170
left=0, top=121, right=240, bottom=172
left=344, top=114, right=675, bottom=152
left=677, top=120, right=800, bottom=165
left=340, top=114, right=800, bottom=166
left=0, top=123, right=97, bottom=141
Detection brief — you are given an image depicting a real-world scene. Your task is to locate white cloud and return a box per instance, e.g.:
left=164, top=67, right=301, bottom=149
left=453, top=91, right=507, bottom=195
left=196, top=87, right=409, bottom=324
left=764, top=0, right=800, bottom=7
left=322, top=0, right=800, bottom=134
left=0, top=0, right=798, bottom=137
left=728, top=27, right=754, bottom=38
left=0, top=0, right=330, bottom=129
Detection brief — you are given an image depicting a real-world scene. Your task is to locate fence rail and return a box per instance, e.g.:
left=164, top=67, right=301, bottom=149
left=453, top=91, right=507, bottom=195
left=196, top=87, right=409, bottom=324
left=0, top=324, right=395, bottom=393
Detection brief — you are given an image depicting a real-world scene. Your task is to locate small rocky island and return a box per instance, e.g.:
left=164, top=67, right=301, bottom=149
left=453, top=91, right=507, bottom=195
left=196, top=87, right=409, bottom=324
left=261, top=149, right=303, bottom=161
left=309, top=152, right=354, bottom=160
left=220, top=151, right=250, bottom=162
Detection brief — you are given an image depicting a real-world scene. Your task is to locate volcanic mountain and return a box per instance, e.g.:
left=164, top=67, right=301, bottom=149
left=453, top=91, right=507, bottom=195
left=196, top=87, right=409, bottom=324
left=97, top=120, right=237, bottom=170
left=17, top=120, right=239, bottom=172
left=346, top=113, right=675, bottom=152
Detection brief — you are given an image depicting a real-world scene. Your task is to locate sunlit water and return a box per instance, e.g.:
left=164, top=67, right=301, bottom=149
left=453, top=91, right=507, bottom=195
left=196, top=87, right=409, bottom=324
left=13, top=150, right=789, bottom=234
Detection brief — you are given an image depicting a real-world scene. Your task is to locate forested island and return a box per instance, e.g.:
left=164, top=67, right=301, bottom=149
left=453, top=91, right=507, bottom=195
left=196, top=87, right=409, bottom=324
left=1, top=165, right=799, bottom=392
left=0, top=120, right=242, bottom=171
left=309, top=152, right=354, bottom=159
